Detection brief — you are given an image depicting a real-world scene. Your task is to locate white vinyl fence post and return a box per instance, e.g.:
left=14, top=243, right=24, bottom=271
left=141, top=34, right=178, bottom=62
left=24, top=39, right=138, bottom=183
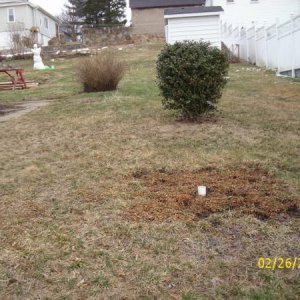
left=276, top=18, right=280, bottom=75
left=254, top=22, right=257, bottom=65
left=239, top=24, right=242, bottom=58
left=264, top=23, right=268, bottom=69
left=291, top=15, right=296, bottom=78
left=246, top=28, right=249, bottom=62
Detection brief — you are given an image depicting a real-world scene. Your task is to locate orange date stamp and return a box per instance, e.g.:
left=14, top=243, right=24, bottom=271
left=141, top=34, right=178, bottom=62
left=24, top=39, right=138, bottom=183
left=258, top=257, right=300, bottom=271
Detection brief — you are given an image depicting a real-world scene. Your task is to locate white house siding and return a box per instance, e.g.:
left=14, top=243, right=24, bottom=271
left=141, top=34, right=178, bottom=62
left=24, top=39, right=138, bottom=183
left=166, top=15, right=222, bottom=48
left=0, top=32, right=10, bottom=48
left=210, top=0, right=300, bottom=27
left=0, top=5, right=33, bottom=32
left=0, top=3, right=58, bottom=49
left=0, top=5, right=31, bottom=49
left=35, top=9, right=57, bottom=45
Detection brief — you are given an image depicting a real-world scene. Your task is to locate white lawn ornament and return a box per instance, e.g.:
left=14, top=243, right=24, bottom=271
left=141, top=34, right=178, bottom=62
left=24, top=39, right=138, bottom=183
left=31, top=44, right=45, bottom=70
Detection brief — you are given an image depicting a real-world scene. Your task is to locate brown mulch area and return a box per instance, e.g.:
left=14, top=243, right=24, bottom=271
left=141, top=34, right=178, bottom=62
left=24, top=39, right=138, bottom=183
left=124, top=167, right=300, bottom=222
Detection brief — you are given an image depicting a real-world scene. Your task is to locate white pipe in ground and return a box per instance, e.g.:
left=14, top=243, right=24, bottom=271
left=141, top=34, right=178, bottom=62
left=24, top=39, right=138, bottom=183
left=198, top=186, right=207, bottom=197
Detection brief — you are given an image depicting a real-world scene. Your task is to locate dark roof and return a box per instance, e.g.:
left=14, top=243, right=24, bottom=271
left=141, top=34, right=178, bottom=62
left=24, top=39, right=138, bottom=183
left=130, top=0, right=205, bottom=9
left=165, top=6, right=224, bottom=15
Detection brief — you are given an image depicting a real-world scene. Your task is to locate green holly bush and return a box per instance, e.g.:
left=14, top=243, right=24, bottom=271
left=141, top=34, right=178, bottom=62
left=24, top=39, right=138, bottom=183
left=156, top=41, right=229, bottom=119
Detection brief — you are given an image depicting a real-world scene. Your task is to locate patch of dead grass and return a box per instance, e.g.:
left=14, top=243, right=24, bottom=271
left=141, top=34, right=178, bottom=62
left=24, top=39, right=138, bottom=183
left=124, top=166, right=300, bottom=222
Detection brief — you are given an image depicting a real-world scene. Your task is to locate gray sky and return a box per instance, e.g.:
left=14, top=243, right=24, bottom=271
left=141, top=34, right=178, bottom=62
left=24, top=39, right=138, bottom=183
left=30, top=0, right=67, bottom=16
left=30, top=0, right=131, bottom=21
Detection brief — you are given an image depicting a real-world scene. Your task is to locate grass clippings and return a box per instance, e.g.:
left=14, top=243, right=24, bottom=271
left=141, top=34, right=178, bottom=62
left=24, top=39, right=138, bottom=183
left=125, top=166, right=300, bottom=222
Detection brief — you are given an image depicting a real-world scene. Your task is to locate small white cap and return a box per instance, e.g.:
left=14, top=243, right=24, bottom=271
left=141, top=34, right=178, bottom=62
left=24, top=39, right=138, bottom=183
left=198, top=186, right=207, bottom=197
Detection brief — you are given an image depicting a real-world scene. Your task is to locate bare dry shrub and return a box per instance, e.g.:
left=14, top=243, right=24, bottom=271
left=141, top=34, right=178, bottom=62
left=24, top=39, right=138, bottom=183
left=8, top=22, right=36, bottom=54
left=221, top=42, right=241, bottom=63
left=76, top=51, right=125, bottom=92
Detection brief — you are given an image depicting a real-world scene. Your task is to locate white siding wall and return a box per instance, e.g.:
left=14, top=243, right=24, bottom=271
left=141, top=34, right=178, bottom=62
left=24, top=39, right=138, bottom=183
left=36, top=10, right=57, bottom=40
left=0, top=5, right=32, bottom=49
left=210, top=0, right=300, bottom=27
left=0, top=31, right=10, bottom=49
left=0, top=5, right=33, bottom=32
left=166, top=15, right=222, bottom=48
left=0, top=4, right=57, bottom=49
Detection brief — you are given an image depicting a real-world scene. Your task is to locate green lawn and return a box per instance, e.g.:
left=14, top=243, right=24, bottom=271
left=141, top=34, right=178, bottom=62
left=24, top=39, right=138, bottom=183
left=0, top=43, right=299, bottom=299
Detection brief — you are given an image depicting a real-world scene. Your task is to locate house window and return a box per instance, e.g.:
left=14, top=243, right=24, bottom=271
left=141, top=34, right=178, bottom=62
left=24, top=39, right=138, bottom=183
left=44, top=17, right=49, bottom=29
left=8, top=8, right=15, bottom=22
left=227, top=0, right=235, bottom=3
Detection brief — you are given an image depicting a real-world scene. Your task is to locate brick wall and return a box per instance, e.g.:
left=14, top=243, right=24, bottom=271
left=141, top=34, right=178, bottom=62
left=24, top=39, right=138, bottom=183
left=131, top=8, right=166, bottom=35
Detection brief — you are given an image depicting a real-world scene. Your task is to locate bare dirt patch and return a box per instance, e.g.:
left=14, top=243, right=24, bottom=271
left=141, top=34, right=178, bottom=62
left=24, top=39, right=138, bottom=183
left=0, top=103, right=19, bottom=116
left=0, top=100, right=50, bottom=122
left=124, top=166, right=300, bottom=222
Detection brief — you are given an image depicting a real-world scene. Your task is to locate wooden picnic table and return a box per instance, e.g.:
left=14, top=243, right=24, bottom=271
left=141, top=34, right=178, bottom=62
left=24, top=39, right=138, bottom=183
left=0, top=68, right=27, bottom=90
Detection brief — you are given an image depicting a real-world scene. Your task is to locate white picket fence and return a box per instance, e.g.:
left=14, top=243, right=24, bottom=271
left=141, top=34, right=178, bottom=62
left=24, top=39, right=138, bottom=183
left=221, top=15, right=300, bottom=77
